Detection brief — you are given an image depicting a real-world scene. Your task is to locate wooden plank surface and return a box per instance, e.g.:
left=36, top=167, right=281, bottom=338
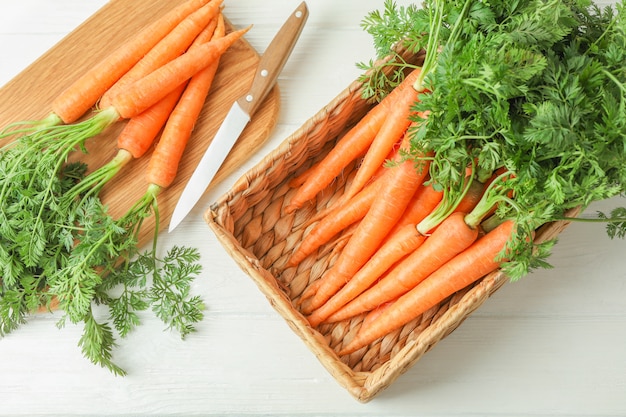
left=0, top=0, right=280, bottom=246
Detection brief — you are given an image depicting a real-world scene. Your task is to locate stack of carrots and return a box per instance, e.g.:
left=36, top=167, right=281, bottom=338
left=4, top=0, right=249, bottom=202
left=0, top=0, right=251, bottom=319
left=284, top=67, right=518, bottom=356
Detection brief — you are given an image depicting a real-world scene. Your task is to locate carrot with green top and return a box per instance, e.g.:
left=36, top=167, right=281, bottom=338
left=382, top=182, right=443, bottom=241
left=337, top=219, right=516, bottom=356
left=62, top=83, right=188, bottom=210
left=0, top=0, right=214, bottom=137
left=325, top=211, right=480, bottom=323
left=327, top=171, right=515, bottom=323
left=287, top=168, right=390, bottom=268
left=146, top=14, right=226, bottom=189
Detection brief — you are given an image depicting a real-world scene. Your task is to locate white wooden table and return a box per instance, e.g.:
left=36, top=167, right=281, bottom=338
left=1, top=0, right=625, bottom=415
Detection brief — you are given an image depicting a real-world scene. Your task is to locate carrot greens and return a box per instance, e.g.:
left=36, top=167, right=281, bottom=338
left=355, top=0, right=626, bottom=281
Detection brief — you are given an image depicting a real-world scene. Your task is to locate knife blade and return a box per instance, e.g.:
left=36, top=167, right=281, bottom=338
left=168, top=1, right=309, bottom=232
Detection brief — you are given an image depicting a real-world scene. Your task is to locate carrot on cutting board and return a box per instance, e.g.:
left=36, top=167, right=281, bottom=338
left=62, top=82, right=188, bottom=209
left=146, top=13, right=226, bottom=189
left=99, top=0, right=223, bottom=109
left=51, top=0, right=215, bottom=126
left=300, top=137, right=430, bottom=315
left=27, top=24, right=249, bottom=155
left=284, top=67, right=424, bottom=213
left=337, top=219, right=516, bottom=356
left=109, top=26, right=248, bottom=122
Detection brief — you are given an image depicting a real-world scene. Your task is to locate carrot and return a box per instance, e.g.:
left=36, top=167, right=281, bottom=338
left=383, top=182, right=443, bottom=241
left=337, top=219, right=516, bottom=355
left=288, top=160, right=320, bottom=188
left=287, top=169, right=390, bottom=268
left=99, top=0, right=223, bottom=109
left=117, top=84, right=188, bottom=160
left=339, top=70, right=424, bottom=204
left=51, top=0, right=215, bottom=125
left=61, top=82, right=188, bottom=210
left=452, top=178, right=486, bottom=216
left=301, top=143, right=430, bottom=314
left=284, top=67, right=423, bottom=213
left=110, top=26, right=248, bottom=122
left=146, top=14, right=226, bottom=189
left=325, top=211, right=480, bottom=324
left=307, top=222, right=427, bottom=327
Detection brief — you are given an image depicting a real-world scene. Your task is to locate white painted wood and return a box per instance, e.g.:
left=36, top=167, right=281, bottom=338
left=0, top=0, right=625, bottom=415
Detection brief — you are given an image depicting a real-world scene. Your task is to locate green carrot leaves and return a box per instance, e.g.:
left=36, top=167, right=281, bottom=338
left=359, top=0, right=626, bottom=280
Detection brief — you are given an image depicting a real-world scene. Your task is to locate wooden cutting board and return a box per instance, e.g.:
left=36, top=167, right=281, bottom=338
left=0, top=0, right=280, bottom=247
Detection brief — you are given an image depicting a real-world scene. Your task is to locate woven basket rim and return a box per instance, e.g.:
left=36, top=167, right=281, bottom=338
left=204, top=48, right=579, bottom=401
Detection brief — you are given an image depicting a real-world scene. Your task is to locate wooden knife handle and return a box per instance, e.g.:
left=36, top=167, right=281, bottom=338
left=237, top=1, right=308, bottom=116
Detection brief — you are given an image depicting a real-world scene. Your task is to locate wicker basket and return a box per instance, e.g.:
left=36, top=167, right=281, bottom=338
left=205, top=51, right=578, bottom=402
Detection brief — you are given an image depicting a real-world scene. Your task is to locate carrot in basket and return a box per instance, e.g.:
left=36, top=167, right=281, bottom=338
left=49, top=0, right=214, bottom=127
left=383, top=182, right=443, bottom=240
left=453, top=178, right=487, bottom=216
left=301, top=141, right=430, bottom=314
left=325, top=210, right=480, bottom=323
left=99, top=0, right=223, bottom=109
left=337, top=219, right=516, bottom=355
left=287, top=169, right=390, bottom=268
left=284, top=67, right=424, bottom=213
left=34, top=24, right=249, bottom=152
left=307, top=222, right=427, bottom=327
left=60, top=15, right=225, bottom=209
left=339, top=72, right=425, bottom=204
left=327, top=171, right=515, bottom=324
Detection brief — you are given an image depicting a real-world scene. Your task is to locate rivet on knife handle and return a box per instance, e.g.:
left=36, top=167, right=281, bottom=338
left=237, top=1, right=309, bottom=117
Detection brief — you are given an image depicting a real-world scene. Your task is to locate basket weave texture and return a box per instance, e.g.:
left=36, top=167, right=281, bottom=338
left=205, top=51, right=576, bottom=402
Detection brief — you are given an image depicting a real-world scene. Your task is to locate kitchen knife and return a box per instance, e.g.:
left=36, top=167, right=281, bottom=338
left=168, top=1, right=308, bottom=232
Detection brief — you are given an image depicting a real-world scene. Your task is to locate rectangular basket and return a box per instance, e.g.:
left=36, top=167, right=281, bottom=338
left=204, top=51, right=577, bottom=402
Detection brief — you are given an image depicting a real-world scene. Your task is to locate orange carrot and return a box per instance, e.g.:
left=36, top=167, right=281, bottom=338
left=117, top=83, right=188, bottom=159
left=146, top=14, right=226, bottom=189
left=287, top=169, right=390, bottom=268
left=284, top=68, right=424, bottom=213
left=301, top=144, right=430, bottom=314
left=340, top=71, right=424, bottom=204
left=51, top=0, right=214, bottom=125
left=289, top=161, right=320, bottom=188
left=61, top=82, right=188, bottom=210
left=384, top=183, right=443, bottom=241
left=307, top=222, right=427, bottom=327
left=326, top=211, right=480, bottom=324
left=337, top=219, right=516, bottom=355
left=99, top=0, right=223, bottom=109
left=110, top=26, right=249, bottom=121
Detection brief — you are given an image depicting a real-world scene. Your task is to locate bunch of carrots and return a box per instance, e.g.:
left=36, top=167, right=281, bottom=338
left=284, top=68, right=503, bottom=356
left=283, top=0, right=626, bottom=358
left=0, top=0, right=251, bottom=373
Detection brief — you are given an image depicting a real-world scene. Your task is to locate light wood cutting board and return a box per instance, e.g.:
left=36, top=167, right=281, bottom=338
left=0, top=0, right=280, bottom=248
